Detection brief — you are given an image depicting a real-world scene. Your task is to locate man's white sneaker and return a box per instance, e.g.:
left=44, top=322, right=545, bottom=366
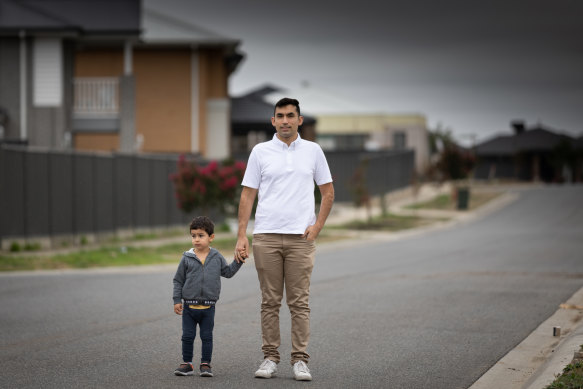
left=254, top=359, right=277, bottom=378
left=293, top=361, right=312, bottom=381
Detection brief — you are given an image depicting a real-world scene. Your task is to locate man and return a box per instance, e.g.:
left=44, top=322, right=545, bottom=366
left=235, top=98, right=334, bottom=381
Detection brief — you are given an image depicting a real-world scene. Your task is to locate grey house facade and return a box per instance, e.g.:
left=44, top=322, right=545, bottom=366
left=0, top=0, right=243, bottom=157
left=0, top=0, right=141, bottom=150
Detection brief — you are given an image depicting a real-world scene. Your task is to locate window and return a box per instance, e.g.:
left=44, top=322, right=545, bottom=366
left=393, top=131, right=406, bottom=149
left=33, top=38, right=63, bottom=107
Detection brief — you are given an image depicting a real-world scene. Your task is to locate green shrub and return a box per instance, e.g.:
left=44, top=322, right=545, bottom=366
left=24, top=242, right=41, bottom=251
left=9, top=242, right=21, bottom=252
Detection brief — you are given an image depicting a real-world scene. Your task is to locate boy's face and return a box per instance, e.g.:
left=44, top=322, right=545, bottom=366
left=190, top=228, right=214, bottom=251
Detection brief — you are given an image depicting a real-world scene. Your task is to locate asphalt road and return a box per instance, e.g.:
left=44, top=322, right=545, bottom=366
left=1, top=185, right=582, bottom=389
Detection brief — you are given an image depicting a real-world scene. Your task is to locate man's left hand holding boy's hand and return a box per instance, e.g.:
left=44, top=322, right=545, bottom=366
left=235, top=248, right=248, bottom=264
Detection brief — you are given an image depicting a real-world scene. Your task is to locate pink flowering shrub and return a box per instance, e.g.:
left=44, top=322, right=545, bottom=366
left=169, top=155, right=246, bottom=215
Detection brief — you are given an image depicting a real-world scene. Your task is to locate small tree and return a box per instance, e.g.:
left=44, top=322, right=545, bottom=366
left=549, top=139, right=576, bottom=182
left=350, top=158, right=372, bottom=221
left=216, top=158, right=247, bottom=216
left=169, top=155, right=246, bottom=216
left=437, top=147, right=476, bottom=180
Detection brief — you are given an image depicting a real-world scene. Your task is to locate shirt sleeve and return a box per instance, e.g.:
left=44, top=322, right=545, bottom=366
left=241, top=146, right=261, bottom=189
left=219, top=252, right=242, bottom=278
left=314, top=145, right=333, bottom=185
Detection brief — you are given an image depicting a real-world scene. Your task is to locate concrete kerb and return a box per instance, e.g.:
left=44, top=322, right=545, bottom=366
left=469, top=286, right=583, bottom=389
left=526, top=325, right=583, bottom=389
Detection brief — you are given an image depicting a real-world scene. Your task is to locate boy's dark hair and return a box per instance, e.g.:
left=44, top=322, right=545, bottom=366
left=189, top=216, right=214, bottom=236
left=274, top=97, right=301, bottom=116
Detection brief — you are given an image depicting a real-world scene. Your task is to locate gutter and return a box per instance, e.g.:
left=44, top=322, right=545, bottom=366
left=19, top=30, right=26, bottom=141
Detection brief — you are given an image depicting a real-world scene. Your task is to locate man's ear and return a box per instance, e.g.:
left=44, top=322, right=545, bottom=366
left=271, top=117, right=276, bottom=127
left=298, top=115, right=304, bottom=126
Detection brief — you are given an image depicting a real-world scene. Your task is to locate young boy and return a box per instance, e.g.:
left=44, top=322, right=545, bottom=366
left=173, top=216, right=246, bottom=377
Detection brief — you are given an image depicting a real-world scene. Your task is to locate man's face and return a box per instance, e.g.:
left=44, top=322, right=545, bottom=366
left=271, top=104, right=304, bottom=142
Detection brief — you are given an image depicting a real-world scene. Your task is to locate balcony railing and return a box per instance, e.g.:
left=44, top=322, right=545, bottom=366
left=73, top=77, right=119, bottom=117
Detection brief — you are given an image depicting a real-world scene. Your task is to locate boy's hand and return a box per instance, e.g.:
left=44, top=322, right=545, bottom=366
left=174, top=303, right=183, bottom=315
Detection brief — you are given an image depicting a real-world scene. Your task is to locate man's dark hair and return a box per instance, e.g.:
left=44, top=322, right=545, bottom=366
left=274, top=97, right=300, bottom=116
left=189, top=216, right=214, bottom=236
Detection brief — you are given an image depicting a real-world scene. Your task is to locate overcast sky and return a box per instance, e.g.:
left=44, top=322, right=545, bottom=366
left=145, top=0, right=583, bottom=145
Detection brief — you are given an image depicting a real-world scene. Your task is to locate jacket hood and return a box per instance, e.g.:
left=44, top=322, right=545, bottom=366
left=183, top=247, right=218, bottom=259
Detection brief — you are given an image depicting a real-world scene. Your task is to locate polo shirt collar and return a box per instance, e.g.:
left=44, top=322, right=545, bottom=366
left=272, top=133, right=302, bottom=149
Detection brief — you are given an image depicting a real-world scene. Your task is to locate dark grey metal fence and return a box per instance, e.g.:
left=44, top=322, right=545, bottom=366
left=1, top=146, right=414, bottom=246
left=0, top=146, right=199, bottom=247
left=324, top=149, right=415, bottom=202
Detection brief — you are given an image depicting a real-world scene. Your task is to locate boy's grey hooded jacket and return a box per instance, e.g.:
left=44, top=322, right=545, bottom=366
left=173, top=248, right=242, bottom=305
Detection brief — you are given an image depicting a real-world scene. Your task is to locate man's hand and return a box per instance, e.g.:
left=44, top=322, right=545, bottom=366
left=303, top=182, right=334, bottom=241
left=235, top=186, right=257, bottom=263
left=303, top=224, right=322, bottom=241
left=174, top=303, right=183, bottom=315
left=235, top=236, right=249, bottom=263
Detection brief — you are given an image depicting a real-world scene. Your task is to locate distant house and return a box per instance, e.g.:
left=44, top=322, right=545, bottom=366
left=230, top=85, right=316, bottom=154
left=473, top=121, right=581, bottom=182
left=0, top=0, right=243, bottom=159
left=314, top=113, right=430, bottom=175
left=260, top=84, right=430, bottom=175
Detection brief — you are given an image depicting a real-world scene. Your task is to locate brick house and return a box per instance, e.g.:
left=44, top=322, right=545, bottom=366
left=0, top=0, right=243, bottom=159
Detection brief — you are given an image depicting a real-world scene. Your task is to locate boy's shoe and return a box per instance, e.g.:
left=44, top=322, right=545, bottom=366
left=254, top=359, right=277, bottom=378
left=174, top=363, right=194, bottom=376
left=293, top=361, right=312, bottom=381
left=199, top=363, right=213, bottom=377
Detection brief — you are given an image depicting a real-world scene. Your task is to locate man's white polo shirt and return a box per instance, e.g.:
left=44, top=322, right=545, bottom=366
left=242, top=134, right=332, bottom=234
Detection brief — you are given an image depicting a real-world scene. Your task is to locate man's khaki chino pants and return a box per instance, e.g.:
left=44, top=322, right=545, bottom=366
left=252, top=233, right=316, bottom=365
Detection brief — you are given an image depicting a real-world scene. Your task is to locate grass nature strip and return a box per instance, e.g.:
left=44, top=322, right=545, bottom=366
left=545, top=358, right=583, bottom=388
left=0, top=238, right=239, bottom=272
left=330, top=212, right=442, bottom=231
left=0, top=214, right=443, bottom=271
left=0, top=233, right=351, bottom=272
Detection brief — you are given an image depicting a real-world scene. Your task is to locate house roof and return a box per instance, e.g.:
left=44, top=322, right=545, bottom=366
left=140, top=7, right=244, bottom=74
left=263, top=83, right=371, bottom=115
left=141, top=8, right=239, bottom=47
left=475, top=126, right=576, bottom=155
left=474, top=134, right=516, bottom=155
left=0, top=0, right=140, bottom=36
left=231, top=96, right=274, bottom=124
left=231, top=84, right=316, bottom=125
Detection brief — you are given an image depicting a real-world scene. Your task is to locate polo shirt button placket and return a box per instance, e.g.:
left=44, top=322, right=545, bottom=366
left=286, top=148, right=294, bottom=172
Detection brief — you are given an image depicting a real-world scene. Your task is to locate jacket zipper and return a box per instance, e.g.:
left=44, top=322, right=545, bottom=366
left=201, top=254, right=205, bottom=296
left=200, top=251, right=213, bottom=298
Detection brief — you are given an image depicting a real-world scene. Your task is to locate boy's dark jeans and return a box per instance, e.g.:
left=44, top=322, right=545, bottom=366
left=182, top=305, right=215, bottom=364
